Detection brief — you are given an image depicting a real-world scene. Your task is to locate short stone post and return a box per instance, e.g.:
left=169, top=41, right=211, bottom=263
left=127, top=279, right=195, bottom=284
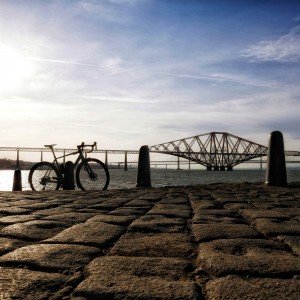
left=12, top=169, right=22, bottom=191
left=136, top=145, right=151, bottom=188
left=63, top=161, right=75, bottom=190
left=12, top=149, right=22, bottom=191
left=265, top=131, right=287, bottom=186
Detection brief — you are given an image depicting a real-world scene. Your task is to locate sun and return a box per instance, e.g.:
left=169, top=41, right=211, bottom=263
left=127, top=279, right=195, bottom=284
left=0, top=44, right=34, bottom=91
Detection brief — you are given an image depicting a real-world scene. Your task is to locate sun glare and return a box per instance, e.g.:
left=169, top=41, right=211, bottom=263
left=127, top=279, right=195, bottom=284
left=0, top=44, right=34, bottom=91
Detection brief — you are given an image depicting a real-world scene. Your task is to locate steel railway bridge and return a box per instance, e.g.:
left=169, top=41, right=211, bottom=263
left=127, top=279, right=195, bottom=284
left=0, top=132, right=300, bottom=170
left=149, top=132, right=300, bottom=170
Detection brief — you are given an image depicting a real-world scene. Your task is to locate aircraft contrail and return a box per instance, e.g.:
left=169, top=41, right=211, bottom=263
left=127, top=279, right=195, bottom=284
left=26, top=57, right=100, bottom=67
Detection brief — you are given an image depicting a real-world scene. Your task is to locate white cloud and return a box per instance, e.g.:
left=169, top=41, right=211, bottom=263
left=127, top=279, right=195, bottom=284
left=242, top=26, right=300, bottom=62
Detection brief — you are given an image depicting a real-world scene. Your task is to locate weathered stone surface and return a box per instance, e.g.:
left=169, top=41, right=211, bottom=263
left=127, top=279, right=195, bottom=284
left=147, top=204, right=191, bottom=218
left=0, top=214, right=39, bottom=225
left=0, top=183, right=299, bottom=299
left=194, top=209, right=239, bottom=218
left=0, top=267, right=66, bottom=299
left=278, top=235, right=300, bottom=256
left=129, top=214, right=186, bottom=233
left=253, top=218, right=300, bottom=236
left=109, top=207, right=148, bottom=216
left=241, top=208, right=300, bottom=221
left=45, top=221, right=126, bottom=247
left=0, top=220, right=67, bottom=240
left=124, top=199, right=154, bottom=207
left=88, top=202, right=123, bottom=210
left=110, top=232, right=193, bottom=257
left=192, top=223, right=260, bottom=242
left=43, top=212, right=98, bottom=225
left=189, top=198, right=219, bottom=210
left=31, top=207, right=74, bottom=216
left=192, top=215, right=245, bottom=224
left=0, top=237, right=27, bottom=255
left=0, top=243, right=100, bottom=270
left=0, top=206, right=32, bottom=215
left=85, top=214, right=138, bottom=226
left=223, top=202, right=253, bottom=210
left=196, top=238, right=300, bottom=276
left=74, top=256, right=200, bottom=299
left=20, top=201, right=63, bottom=210
left=160, top=197, right=187, bottom=204
left=205, top=275, right=300, bottom=300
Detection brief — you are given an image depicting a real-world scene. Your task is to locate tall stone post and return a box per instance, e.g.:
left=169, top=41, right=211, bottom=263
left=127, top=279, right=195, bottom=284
left=136, top=145, right=151, bottom=188
left=63, top=161, right=75, bottom=190
left=265, top=131, right=287, bottom=186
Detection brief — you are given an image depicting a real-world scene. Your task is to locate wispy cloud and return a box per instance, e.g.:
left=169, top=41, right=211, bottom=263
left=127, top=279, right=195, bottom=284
left=79, top=95, right=160, bottom=104
left=242, top=25, right=300, bottom=62
left=163, top=72, right=277, bottom=88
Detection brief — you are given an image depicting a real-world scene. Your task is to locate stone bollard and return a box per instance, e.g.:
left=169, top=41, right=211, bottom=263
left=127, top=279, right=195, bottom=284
left=136, top=145, right=151, bottom=188
left=63, top=161, right=75, bottom=190
left=265, top=131, right=287, bottom=186
left=12, top=169, right=22, bottom=191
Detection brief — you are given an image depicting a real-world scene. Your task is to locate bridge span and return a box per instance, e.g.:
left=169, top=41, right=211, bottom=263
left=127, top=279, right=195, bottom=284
left=1, top=132, right=299, bottom=170
left=149, top=132, right=300, bottom=170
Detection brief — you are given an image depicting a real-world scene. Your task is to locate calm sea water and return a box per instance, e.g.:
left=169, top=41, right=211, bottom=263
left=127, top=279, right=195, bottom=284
left=1, top=168, right=300, bottom=191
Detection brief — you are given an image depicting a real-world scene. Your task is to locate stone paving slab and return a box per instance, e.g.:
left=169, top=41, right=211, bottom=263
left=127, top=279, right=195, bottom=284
left=129, top=214, right=186, bottom=233
left=0, top=267, right=67, bottom=300
left=0, top=243, right=100, bottom=271
left=253, top=218, right=300, bottom=237
left=74, top=256, right=200, bottom=299
left=196, top=238, right=300, bottom=277
left=110, top=231, right=194, bottom=258
left=1, top=219, right=67, bottom=240
left=192, top=223, right=261, bottom=242
left=45, top=221, right=126, bottom=247
left=205, top=275, right=300, bottom=300
left=0, top=182, right=299, bottom=299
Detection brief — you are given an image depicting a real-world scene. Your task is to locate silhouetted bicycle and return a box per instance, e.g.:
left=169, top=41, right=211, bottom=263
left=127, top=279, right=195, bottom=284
left=28, top=142, right=109, bottom=191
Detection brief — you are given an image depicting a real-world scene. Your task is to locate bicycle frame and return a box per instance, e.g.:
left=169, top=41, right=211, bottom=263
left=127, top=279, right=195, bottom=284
left=48, top=143, right=97, bottom=180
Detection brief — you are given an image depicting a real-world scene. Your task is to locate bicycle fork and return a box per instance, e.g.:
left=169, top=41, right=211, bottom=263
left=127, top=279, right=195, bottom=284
left=83, top=162, right=97, bottom=180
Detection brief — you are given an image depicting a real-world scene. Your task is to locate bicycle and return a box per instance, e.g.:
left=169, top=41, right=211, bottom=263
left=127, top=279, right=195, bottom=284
left=28, top=142, right=110, bottom=191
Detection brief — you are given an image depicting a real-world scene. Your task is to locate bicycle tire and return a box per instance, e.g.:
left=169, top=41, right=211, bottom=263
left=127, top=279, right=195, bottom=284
left=28, top=162, right=60, bottom=191
left=76, top=158, right=110, bottom=190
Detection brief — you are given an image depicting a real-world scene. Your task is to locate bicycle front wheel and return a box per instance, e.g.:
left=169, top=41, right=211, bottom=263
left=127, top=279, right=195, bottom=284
left=28, top=162, right=60, bottom=191
left=76, top=158, right=110, bottom=190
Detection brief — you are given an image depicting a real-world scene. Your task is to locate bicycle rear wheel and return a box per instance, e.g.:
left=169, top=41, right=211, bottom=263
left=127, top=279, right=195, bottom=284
left=28, top=162, right=60, bottom=191
left=76, top=158, right=110, bottom=190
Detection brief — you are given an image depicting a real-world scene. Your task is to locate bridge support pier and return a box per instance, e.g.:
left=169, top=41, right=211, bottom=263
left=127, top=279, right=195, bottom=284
left=207, top=166, right=212, bottom=171
left=227, top=166, right=233, bottom=171
left=105, top=150, right=108, bottom=166
left=214, top=166, right=219, bottom=171
left=220, top=166, right=225, bottom=171
left=124, top=151, right=128, bottom=171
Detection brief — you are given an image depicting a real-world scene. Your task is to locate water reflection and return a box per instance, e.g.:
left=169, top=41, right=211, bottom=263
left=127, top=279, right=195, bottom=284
left=0, top=169, right=299, bottom=191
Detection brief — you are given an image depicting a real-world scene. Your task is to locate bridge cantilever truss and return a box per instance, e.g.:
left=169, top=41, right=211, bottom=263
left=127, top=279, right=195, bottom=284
left=149, top=132, right=282, bottom=170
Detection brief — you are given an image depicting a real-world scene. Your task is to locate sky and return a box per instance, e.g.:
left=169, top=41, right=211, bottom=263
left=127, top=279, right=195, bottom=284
left=1, top=0, right=300, bottom=155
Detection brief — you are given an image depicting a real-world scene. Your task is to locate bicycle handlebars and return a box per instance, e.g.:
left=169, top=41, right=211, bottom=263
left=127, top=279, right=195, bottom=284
left=77, top=142, right=97, bottom=153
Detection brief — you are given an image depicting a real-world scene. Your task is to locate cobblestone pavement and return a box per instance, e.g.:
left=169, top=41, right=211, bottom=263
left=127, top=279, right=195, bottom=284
left=0, top=182, right=299, bottom=299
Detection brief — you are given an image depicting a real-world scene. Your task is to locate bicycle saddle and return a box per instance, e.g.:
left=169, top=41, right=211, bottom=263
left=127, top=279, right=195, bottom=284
left=44, top=144, right=57, bottom=148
